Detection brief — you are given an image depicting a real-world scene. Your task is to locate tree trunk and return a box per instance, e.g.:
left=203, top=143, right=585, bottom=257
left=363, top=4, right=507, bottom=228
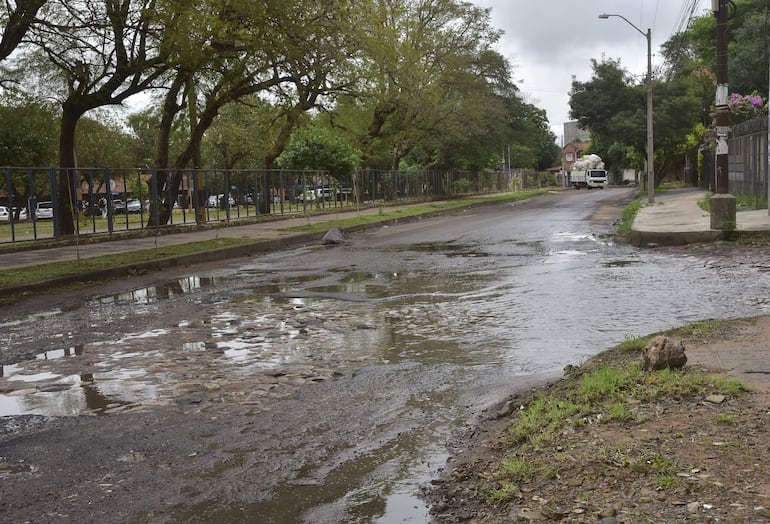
left=149, top=73, right=187, bottom=226
left=56, top=106, right=82, bottom=236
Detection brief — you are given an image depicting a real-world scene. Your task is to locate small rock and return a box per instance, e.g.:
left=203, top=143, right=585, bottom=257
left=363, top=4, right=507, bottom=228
left=497, top=400, right=515, bottom=418
left=515, top=507, right=545, bottom=521
left=640, top=335, right=687, bottom=371
left=321, top=228, right=345, bottom=245
left=599, top=502, right=621, bottom=517
left=705, top=394, right=726, bottom=404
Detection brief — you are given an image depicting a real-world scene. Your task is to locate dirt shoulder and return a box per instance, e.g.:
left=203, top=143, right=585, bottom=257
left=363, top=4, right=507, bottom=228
left=427, top=315, right=770, bottom=523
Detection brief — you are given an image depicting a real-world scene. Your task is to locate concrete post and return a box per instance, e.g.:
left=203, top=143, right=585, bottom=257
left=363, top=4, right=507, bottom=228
left=711, top=0, right=736, bottom=229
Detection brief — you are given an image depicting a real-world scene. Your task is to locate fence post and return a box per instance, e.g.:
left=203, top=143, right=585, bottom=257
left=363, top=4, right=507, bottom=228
left=49, top=167, right=59, bottom=238
left=195, top=170, right=206, bottom=223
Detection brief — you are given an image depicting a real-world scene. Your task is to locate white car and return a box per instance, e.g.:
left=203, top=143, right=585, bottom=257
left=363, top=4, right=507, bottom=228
left=207, top=194, right=235, bottom=208
left=34, top=201, right=54, bottom=219
left=0, top=206, right=27, bottom=221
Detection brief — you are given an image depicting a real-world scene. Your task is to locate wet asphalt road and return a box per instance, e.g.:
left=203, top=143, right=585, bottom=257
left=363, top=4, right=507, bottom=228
left=2, top=188, right=770, bottom=523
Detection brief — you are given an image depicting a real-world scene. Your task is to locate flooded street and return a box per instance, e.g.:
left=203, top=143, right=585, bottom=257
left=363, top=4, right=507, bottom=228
left=2, top=189, right=770, bottom=523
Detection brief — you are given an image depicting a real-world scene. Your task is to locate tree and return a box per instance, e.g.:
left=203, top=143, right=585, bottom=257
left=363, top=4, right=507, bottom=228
left=0, top=95, right=58, bottom=166
left=21, top=0, right=171, bottom=234
left=0, top=0, right=46, bottom=63
left=569, top=57, right=703, bottom=188
left=148, top=0, right=360, bottom=223
left=75, top=112, right=137, bottom=168
left=203, top=99, right=267, bottom=170
left=0, top=95, right=58, bottom=219
left=277, top=125, right=361, bottom=180
left=343, top=0, right=514, bottom=171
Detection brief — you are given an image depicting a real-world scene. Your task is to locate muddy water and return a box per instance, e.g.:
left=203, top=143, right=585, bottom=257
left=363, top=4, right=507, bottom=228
left=2, top=190, right=770, bottom=522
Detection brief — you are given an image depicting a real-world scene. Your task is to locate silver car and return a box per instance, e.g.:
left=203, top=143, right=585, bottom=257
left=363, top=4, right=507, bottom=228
left=34, top=201, right=54, bottom=219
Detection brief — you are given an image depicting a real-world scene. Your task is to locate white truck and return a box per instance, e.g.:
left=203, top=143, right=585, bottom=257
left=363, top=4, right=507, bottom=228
left=570, top=154, right=608, bottom=189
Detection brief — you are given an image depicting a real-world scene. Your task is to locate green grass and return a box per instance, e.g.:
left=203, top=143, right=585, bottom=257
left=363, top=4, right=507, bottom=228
left=717, top=414, right=736, bottom=425
left=616, top=199, right=642, bottom=240
left=0, top=237, right=252, bottom=291
left=667, top=319, right=727, bottom=338
left=616, top=335, right=649, bottom=351
left=489, top=346, right=749, bottom=504
left=698, top=192, right=768, bottom=213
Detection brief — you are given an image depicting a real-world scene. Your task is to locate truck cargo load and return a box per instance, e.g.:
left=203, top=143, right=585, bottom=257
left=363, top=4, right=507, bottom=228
left=570, top=154, right=608, bottom=189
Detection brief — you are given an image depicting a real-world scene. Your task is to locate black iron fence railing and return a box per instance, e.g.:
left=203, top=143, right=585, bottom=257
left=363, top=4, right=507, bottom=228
left=0, top=168, right=519, bottom=244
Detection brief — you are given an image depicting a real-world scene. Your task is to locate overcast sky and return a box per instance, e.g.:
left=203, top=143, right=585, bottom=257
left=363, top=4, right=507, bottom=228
left=467, top=0, right=711, bottom=143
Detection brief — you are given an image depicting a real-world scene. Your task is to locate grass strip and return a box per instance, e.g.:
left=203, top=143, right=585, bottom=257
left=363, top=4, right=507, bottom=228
left=0, top=237, right=252, bottom=290
left=489, top=329, right=747, bottom=505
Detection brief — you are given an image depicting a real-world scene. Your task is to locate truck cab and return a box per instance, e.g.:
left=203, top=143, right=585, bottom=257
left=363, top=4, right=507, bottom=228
left=571, top=169, right=608, bottom=189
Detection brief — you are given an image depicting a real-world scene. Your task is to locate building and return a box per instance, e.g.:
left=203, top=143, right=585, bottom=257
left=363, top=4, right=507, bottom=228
left=560, top=121, right=591, bottom=187
left=563, top=121, right=590, bottom=146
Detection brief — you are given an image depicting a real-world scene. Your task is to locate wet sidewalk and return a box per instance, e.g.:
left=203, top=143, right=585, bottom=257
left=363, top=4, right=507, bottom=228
left=631, top=187, right=770, bottom=246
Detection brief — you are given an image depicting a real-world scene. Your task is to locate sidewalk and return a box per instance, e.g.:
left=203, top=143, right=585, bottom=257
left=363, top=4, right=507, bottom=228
left=630, top=187, right=770, bottom=246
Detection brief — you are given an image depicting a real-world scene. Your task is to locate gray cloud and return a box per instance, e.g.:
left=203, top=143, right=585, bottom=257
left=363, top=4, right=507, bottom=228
left=469, top=0, right=710, bottom=139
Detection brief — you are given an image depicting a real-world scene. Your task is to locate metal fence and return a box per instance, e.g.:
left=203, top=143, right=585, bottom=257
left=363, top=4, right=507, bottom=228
left=701, top=116, right=769, bottom=208
left=728, top=117, right=768, bottom=207
left=0, top=167, right=518, bottom=244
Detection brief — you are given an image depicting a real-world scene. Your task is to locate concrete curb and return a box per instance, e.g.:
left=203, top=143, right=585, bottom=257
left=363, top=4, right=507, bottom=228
left=630, top=229, right=724, bottom=247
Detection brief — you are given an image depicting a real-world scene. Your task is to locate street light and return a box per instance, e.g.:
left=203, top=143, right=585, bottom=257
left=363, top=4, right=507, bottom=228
left=599, top=13, right=654, bottom=204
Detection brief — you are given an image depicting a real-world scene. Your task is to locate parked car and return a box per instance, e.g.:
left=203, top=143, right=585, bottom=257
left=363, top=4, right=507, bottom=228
left=82, top=201, right=102, bottom=217
left=125, top=199, right=142, bottom=214
left=207, top=194, right=235, bottom=208
left=0, top=206, right=24, bottom=221
left=336, top=187, right=353, bottom=201
left=34, top=201, right=54, bottom=219
left=295, top=186, right=318, bottom=203
left=13, top=207, right=28, bottom=221
left=110, top=199, right=126, bottom=214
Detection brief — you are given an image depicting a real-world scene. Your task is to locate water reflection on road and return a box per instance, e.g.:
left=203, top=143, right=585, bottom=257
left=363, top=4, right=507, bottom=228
left=2, top=190, right=770, bottom=522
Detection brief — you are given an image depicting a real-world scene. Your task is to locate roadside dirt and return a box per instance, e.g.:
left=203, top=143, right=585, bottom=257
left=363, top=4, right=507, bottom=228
left=426, top=315, right=770, bottom=523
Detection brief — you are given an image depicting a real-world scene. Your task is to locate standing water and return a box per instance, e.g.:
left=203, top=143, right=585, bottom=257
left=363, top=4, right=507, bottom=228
left=1, top=189, right=769, bottom=522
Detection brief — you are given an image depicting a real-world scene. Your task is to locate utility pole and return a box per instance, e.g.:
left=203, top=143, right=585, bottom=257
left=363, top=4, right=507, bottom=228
left=711, top=0, right=736, bottom=229
left=598, top=13, right=654, bottom=203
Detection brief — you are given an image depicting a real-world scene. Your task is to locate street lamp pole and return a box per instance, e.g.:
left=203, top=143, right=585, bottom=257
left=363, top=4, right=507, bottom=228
left=599, top=13, right=654, bottom=204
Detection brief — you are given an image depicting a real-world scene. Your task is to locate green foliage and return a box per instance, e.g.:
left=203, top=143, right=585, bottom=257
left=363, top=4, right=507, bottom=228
left=577, top=365, right=625, bottom=403
left=451, top=178, right=471, bottom=193
left=717, top=414, right=735, bottom=425
left=499, top=360, right=747, bottom=455
left=616, top=199, right=642, bottom=240
left=576, top=1, right=768, bottom=189
left=606, top=401, right=633, bottom=422
left=497, top=456, right=534, bottom=479
left=75, top=113, right=138, bottom=168
left=0, top=97, right=59, bottom=166
left=486, top=481, right=520, bottom=506
left=277, top=125, right=361, bottom=178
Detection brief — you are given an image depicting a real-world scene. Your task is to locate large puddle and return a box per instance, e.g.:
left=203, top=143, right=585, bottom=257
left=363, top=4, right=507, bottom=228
left=3, top=235, right=770, bottom=420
